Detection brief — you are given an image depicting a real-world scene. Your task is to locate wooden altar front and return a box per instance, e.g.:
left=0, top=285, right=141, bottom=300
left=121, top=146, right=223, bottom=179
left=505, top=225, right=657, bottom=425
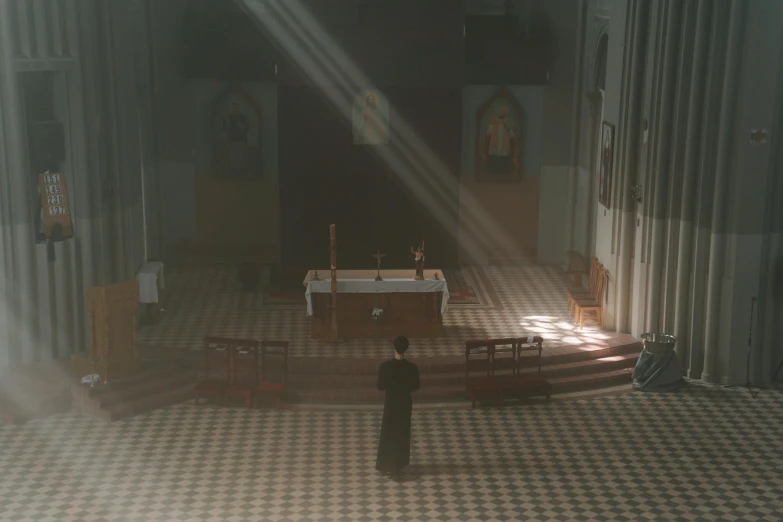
left=304, top=269, right=448, bottom=340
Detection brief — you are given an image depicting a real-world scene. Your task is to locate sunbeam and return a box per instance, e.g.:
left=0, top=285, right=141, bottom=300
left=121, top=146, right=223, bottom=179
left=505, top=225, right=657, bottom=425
left=238, top=0, right=528, bottom=261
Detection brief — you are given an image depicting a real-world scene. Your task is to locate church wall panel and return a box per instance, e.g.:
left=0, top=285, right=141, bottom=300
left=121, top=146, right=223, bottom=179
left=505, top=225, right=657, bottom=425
left=188, top=80, right=280, bottom=261
left=278, top=86, right=461, bottom=270
left=459, top=85, right=543, bottom=264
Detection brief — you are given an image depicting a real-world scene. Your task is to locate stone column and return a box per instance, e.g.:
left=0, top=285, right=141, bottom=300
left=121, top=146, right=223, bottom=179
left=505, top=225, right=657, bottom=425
left=614, top=0, right=651, bottom=334
left=701, top=0, right=745, bottom=383
left=644, top=0, right=683, bottom=332
left=0, top=0, right=39, bottom=366
left=672, top=0, right=711, bottom=372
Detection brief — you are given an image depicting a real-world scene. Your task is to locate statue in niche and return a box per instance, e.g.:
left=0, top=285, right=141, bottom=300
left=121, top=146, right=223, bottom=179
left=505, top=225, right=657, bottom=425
left=211, top=85, right=262, bottom=178
left=475, top=87, right=524, bottom=182
left=353, top=90, right=390, bottom=145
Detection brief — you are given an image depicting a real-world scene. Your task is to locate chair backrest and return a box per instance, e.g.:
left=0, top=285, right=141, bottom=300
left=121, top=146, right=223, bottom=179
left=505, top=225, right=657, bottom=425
left=230, top=339, right=259, bottom=385
left=260, top=340, right=289, bottom=384
left=465, top=337, right=517, bottom=381
left=592, top=265, right=607, bottom=303
left=465, top=339, right=494, bottom=384
left=517, top=336, right=544, bottom=376
left=587, top=257, right=600, bottom=292
left=488, top=338, right=517, bottom=378
left=203, top=337, right=232, bottom=381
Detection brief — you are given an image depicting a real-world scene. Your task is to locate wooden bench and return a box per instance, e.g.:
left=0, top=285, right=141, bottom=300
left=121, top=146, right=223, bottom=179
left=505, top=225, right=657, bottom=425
left=465, top=337, right=551, bottom=408
left=255, top=340, right=289, bottom=409
left=194, top=337, right=232, bottom=405
left=502, top=338, right=552, bottom=403
left=225, top=339, right=260, bottom=409
left=465, top=339, right=505, bottom=408
left=195, top=337, right=290, bottom=409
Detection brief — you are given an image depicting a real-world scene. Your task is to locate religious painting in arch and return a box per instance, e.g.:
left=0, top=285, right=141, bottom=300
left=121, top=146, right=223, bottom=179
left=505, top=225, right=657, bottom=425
left=475, top=88, right=524, bottom=182
left=353, top=89, right=390, bottom=145
left=598, top=121, right=614, bottom=209
left=210, top=84, right=262, bottom=178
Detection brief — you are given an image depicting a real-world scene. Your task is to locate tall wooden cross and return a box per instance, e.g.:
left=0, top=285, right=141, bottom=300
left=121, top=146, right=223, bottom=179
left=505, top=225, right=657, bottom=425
left=371, top=249, right=385, bottom=281
left=329, top=224, right=339, bottom=341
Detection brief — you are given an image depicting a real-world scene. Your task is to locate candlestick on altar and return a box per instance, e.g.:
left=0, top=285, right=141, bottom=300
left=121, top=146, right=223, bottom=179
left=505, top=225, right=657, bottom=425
left=371, top=250, right=386, bottom=281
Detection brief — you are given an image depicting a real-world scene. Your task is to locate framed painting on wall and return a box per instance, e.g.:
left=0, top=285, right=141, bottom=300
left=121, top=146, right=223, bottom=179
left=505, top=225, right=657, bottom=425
left=475, top=87, right=524, bottom=182
left=598, top=121, right=614, bottom=209
left=211, top=84, right=262, bottom=178
left=353, top=89, right=390, bottom=145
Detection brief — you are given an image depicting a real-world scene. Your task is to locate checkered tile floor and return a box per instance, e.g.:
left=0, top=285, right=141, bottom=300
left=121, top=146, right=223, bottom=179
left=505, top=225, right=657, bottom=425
left=138, top=265, right=616, bottom=358
left=1, top=385, right=781, bottom=521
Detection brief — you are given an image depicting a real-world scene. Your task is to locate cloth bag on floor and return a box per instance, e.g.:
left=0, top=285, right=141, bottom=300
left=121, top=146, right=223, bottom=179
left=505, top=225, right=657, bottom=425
left=632, top=349, right=684, bottom=392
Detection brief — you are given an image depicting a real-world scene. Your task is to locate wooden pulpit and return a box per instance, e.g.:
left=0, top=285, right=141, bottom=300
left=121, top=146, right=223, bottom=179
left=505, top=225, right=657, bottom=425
left=71, top=280, right=142, bottom=381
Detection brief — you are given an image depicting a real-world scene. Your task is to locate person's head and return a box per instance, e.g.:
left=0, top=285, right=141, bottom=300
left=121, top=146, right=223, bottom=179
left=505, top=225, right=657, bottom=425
left=393, top=336, right=409, bottom=356
left=366, top=94, right=377, bottom=107
left=229, top=101, right=240, bottom=114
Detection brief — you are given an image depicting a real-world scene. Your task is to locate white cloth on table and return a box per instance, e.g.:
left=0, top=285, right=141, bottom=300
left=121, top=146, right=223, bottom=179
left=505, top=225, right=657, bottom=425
left=136, top=261, right=165, bottom=304
left=304, top=278, right=449, bottom=317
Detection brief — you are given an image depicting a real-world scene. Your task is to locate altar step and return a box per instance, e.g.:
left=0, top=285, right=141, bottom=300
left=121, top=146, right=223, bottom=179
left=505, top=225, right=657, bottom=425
left=285, top=342, right=641, bottom=404
left=287, top=368, right=635, bottom=404
left=72, top=363, right=198, bottom=421
left=288, top=352, right=638, bottom=389
left=0, top=358, right=73, bottom=424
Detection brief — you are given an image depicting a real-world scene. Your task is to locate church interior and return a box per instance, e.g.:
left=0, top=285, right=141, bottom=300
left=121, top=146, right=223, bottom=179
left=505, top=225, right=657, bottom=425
left=1, top=0, right=783, bottom=520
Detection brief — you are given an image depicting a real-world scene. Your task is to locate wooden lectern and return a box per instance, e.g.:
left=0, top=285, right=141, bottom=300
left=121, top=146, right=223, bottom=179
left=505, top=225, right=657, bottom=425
left=71, top=280, right=142, bottom=381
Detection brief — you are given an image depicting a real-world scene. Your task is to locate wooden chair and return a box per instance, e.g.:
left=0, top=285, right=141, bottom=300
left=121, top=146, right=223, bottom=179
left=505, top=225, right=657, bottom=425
left=225, top=339, right=259, bottom=409
left=568, top=256, right=599, bottom=317
left=574, top=265, right=607, bottom=329
left=255, top=340, right=289, bottom=409
left=194, top=337, right=231, bottom=405
left=502, top=337, right=551, bottom=401
left=565, top=250, right=587, bottom=287
left=465, top=339, right=505, bottom=408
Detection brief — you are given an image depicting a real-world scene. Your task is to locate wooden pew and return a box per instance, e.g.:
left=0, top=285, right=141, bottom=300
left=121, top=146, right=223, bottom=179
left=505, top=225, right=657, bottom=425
left=499, top=337, right=551, bottom=403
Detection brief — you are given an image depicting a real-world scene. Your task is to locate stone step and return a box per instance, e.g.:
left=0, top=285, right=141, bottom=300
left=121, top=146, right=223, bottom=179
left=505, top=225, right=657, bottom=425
left=287, top=368, right=635, bottom=404
left=287, top=352, right=638, bottom=389
left=76, top=372, right=198, bottom=410
left=86, top=382, right=197, bottom=422
left=287, top=342, right=642, bottom=376
left=76, top=362, right=184, bottom=396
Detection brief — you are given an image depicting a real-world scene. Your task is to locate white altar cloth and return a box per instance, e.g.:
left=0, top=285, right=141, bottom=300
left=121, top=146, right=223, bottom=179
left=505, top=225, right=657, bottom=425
left=304, top=275, right=449, bottom=317
left=136, top=261, right=165, bottom=304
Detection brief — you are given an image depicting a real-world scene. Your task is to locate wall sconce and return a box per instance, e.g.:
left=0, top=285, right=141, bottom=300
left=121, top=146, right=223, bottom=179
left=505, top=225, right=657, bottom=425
left=630, top=185, right=642, bottom=204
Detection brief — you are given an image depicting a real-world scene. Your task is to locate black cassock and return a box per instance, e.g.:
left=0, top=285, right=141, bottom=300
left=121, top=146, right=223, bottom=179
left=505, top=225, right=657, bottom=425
left=375, top=358, right=420, bottom=473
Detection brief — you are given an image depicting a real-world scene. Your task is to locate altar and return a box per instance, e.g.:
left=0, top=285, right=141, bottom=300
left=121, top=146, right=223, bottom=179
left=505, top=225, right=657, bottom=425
left=303, top=269, right=449, bottom=340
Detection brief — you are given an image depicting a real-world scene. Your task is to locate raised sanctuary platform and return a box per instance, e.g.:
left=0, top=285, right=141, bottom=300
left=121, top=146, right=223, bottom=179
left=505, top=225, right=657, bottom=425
left=303, top=269, right=449, bottom=340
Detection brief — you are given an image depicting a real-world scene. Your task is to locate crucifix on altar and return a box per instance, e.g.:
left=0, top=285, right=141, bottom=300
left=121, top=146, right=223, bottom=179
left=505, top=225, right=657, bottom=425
left=371, top=250, right=386, bottom=281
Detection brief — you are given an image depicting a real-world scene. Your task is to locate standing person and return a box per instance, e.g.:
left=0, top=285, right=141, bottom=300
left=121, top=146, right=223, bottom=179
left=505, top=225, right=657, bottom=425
left=376, top=336, right=420, bottom=475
